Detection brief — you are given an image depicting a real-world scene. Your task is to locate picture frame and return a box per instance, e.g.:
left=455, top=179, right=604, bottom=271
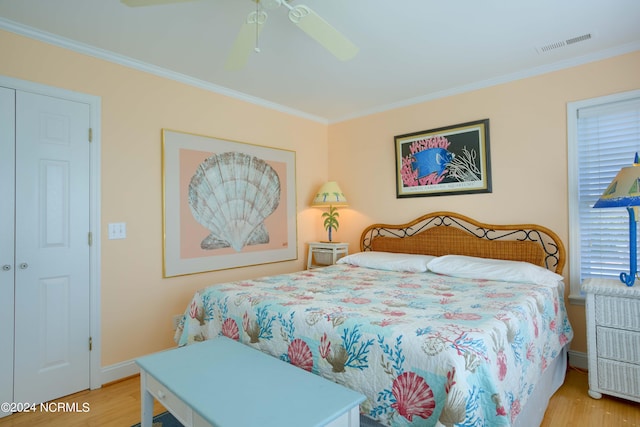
left=162, top=129, right=297, bottom=277
left=394, top=119, right=491, bottom=198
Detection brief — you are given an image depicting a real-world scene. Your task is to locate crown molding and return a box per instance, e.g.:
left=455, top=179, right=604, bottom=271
left=330, top=42, right=640, bottom=124
left=0, top=17, right=327, bottom=124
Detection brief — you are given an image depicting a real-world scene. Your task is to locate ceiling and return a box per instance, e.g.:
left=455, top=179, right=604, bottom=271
left=0, top=0, right=639, bottom=123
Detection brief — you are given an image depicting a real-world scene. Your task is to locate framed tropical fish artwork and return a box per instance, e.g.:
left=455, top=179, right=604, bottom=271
left=162, top=129, right=297, bottom=277
left=394, top=119, right=491, bottom=198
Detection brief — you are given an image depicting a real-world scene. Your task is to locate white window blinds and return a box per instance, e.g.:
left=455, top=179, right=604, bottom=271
left=576, top=97, right=640, bottom=281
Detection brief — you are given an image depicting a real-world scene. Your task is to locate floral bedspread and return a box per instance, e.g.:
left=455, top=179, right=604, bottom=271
left=174, top=264, right=573, bottom=427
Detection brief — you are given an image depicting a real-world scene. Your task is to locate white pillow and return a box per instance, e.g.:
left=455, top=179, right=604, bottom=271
left=426, top=255, right=563, bottom=287
left=337, top=251, right=436, bottom=273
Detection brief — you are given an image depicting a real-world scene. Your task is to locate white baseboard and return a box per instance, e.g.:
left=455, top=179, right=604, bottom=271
left=568, top=350, right=588, bottom=370
left=100, top=344, right=180, bottom=386
left=100, top=359, right=140, bottom=385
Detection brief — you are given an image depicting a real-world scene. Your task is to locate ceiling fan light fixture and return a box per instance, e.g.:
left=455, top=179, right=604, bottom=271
left=247, top=10, right=268, bottom=25
left=287, top=4, right=311, bottom=23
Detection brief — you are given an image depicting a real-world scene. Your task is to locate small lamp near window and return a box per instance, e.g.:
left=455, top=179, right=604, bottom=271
left=311, top=181, right=348, bottom=242
left=593, top=153, right=640, bottom=286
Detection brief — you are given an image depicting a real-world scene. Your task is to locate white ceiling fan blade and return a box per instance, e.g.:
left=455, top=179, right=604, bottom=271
left=225, top=11, right=268, bottom=71
left=287, top=5, right=358, bottom=61
left=121, top=0, right=196, bottom=7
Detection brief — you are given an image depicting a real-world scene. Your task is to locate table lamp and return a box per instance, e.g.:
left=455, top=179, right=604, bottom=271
left=593, top=153, right=640, bottom=286
left=311, top=181, right=348, bottom=242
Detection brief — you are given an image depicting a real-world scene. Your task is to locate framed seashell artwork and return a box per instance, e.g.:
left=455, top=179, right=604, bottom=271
left=162, top=129, right=297, bottom=277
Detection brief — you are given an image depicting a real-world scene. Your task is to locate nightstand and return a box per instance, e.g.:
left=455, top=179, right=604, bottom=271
left=307, top=242, right=349, bottom=269
left=582, top=277, right=640, bottom=403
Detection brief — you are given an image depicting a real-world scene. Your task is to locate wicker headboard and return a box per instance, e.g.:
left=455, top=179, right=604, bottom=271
left=360, top=211, right=565, bottom=274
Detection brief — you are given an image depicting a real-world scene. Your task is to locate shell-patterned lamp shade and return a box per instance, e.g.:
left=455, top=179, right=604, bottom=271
left=311, top=181, right=348, bottom=207
left=594, top=155, right=640, bottom=208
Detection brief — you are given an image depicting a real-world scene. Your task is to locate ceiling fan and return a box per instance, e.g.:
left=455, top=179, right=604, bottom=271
left=121, top=0, right=359, bottom=70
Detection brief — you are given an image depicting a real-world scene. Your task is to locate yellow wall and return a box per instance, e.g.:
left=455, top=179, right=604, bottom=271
left=0, top=30, right=327, bottom=366
left=2, top=28, right=639, bottom=367
left=329, top=51, right=640, bottom=353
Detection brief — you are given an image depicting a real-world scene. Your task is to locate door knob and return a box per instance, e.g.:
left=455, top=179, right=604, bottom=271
left=1, top=265, right=10, bottom=271
left=19, top=263, right=28, bottom=269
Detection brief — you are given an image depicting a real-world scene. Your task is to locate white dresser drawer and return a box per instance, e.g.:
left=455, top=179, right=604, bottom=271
left=595, top=295, right=640, bottom=331
left=597, top=358, right=640, bottom=399
left=596, top=326, right=640, bottom=364
left=146, top=373, right=190, bottom=425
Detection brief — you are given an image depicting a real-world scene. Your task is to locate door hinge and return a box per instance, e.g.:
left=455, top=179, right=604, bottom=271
left=88, top=232, right=93, bottom=246
left=89, top=337, right=93, bottom=351
left=88, top=128, right=93, bottom=143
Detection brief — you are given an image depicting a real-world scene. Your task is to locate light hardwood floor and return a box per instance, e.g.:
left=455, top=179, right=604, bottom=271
left=0, top=367, right=637, bottom=426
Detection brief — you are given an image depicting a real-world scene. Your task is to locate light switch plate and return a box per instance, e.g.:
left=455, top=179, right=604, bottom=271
left=108, top=222, right=126, bottom=239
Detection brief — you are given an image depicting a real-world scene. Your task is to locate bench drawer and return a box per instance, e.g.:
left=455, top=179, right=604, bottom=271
left=145, top=373, right=191, bottom=426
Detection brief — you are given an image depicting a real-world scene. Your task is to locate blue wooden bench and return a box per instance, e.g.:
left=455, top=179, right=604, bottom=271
left=136, top=337, right=365, bottom=427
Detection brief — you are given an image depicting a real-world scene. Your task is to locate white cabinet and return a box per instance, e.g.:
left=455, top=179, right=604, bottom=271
left=582, top=278, right=640, bottom=403
left=0, top=87, right=15, bottom=419
left=307, top=242, right=349, bottom=269
left=0, top=85, right=93, bottom=416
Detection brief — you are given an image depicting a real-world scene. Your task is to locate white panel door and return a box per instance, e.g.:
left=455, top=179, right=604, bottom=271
left=13, top=91, right=91, bottom=404
left=0, top=87, right=15, bottom=418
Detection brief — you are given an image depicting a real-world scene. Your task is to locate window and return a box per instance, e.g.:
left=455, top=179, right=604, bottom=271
left=568, top=90, right=640, bottom=301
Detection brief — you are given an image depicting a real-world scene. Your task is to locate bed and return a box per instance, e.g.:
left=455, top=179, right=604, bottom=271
left=174, top=211, right=573, bottom=427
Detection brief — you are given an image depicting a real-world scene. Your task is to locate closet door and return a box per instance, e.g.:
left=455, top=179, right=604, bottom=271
left=0, top=87, right=15, bottom=418
left=13, top=91, right=91, bottom=405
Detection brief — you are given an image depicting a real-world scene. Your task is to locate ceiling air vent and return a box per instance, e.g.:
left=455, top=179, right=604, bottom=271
left=536, top=33, right=593, bottom=54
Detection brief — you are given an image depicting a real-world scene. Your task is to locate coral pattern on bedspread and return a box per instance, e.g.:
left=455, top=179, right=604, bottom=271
left=175, top=264, right=573, bottom=427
